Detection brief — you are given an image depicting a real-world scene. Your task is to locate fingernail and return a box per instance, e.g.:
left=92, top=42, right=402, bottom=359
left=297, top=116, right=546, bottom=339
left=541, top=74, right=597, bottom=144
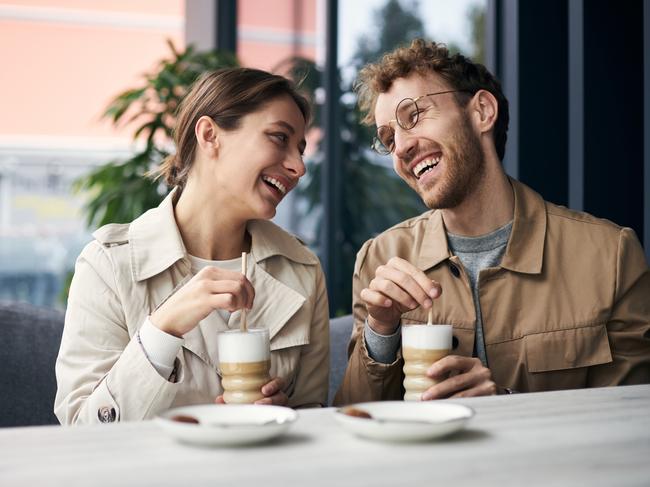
left=424, top=299, right=432, bottom=308
left=427, top=366, right=438, bottom=377
left=428, top=288, right=439, bottom=298
left=421, top=392, right=432, bottom=401
left=384, top=299, right=391, bottom=307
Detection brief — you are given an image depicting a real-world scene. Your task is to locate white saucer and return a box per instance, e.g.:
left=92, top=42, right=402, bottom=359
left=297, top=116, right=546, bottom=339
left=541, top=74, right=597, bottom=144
left=334, top=401, right=474, bottom=442
left=156, top=404, right=297, bottom=447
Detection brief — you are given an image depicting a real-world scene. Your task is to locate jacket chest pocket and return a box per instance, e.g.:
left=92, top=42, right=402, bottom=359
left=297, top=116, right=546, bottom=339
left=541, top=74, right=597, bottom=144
left=524, top=323, right=613, bottom=390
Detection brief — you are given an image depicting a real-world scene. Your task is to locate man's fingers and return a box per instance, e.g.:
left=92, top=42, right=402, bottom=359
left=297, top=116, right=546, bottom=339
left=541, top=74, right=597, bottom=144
left=422, top=356, right=492, bottom=400
left=386, top=257, right=442, bottom=299
left=369, top=277, right=420, bottom=310
left=422, top=370, right=486, bottom=400
left=427, top=355, right=477, bottom=377
left=360, top=288, right=392, bottom=308
left=214, top=395, right=226, bottom=404
left=375, top=265, right=433, bottom=308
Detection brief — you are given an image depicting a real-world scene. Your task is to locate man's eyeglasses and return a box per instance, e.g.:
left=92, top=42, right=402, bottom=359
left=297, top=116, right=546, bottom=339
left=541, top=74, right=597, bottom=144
left=371, top=90, right=472, bottom=155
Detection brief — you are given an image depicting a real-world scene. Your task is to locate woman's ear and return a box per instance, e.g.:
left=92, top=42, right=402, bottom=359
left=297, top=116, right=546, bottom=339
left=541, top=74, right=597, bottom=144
left=195, top=115, right=220, bottom=153
left=469, top=90, right=498, bottom=135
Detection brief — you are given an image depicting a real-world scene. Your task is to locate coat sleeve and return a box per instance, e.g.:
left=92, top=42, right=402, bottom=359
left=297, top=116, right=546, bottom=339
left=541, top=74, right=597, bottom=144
left=588, top=228, right=650, bottom=386
left=333, top=239, right=405, bottom=406
left=54, top=241, right=182, bottom=424
left=287, top=263, right=330, bottom=408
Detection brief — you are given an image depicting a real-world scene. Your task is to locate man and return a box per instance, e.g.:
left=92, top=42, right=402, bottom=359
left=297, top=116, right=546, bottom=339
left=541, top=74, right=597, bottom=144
left=334, top=39, right=650, bottom=404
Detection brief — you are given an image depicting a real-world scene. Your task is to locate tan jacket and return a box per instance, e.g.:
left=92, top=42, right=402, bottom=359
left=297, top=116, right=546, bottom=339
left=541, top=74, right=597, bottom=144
left=335, top=179, right=650, bottom=405
left=55, top=190, right=329, bottom=424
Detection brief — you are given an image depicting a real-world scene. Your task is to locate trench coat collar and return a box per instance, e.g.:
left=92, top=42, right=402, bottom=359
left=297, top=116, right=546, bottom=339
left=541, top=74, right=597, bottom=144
left=127, top=187, right=318, bottom=283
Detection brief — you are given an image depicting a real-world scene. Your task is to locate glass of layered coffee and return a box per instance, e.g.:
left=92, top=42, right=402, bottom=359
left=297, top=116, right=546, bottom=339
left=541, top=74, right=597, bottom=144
left=402, top=324, right=453, bottom=401
left=218, top=328, right=271, bottom=404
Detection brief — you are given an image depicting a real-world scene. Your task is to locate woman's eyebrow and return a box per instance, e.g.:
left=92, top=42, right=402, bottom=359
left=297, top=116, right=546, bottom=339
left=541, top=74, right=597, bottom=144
left=270, top=120, right=295, bottom=134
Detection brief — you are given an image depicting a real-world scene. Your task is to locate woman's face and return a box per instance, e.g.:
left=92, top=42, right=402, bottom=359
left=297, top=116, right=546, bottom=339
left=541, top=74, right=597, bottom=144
left=210, top=95, right=307, bottom=221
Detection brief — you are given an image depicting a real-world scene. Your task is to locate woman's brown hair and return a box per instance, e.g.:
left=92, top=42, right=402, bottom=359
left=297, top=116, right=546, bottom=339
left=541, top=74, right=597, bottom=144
left=155, top=67, right=311, bottom=188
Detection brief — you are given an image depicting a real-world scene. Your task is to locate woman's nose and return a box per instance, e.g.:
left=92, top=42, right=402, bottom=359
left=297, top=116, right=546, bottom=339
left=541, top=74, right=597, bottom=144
left=284, top=152, right=306, bottom=178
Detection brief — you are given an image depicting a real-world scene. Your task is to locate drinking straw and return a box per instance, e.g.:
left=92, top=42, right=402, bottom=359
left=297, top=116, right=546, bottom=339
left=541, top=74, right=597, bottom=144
left=240, top=252, right=248, bottom=332
left=427, top=307, right=433, bottom=326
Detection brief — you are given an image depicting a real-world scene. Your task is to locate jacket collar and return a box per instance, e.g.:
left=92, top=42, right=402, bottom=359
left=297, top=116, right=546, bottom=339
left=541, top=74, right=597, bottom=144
left=128, top=188, right=318, bottom=282
left=499, top=178, right=546, bottom=274
left=417, top=177, right=546, bottom=275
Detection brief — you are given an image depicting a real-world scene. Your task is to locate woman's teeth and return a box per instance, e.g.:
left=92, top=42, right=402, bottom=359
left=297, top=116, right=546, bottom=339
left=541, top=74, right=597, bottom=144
left=413, top=157, right=441, bottom=179
left=262, top=175, right=287, bottom=195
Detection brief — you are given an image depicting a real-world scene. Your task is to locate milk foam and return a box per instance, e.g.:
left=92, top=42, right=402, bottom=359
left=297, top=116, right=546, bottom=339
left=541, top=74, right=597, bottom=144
left=401, top=324, right=452, bottom=350
left=218, top=329, right=270, bottom=363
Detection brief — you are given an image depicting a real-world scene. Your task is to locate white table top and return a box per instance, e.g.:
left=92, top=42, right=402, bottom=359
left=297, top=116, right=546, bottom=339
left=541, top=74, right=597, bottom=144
left=1, top=385, right=649, bottom=487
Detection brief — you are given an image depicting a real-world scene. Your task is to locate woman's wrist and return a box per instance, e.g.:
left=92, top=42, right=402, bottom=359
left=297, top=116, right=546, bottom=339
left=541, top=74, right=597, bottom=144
left=149, top=310, right=183, bottom=338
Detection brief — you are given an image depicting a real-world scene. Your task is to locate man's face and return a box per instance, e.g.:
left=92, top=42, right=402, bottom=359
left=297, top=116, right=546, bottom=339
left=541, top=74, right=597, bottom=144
left=374, top=73, right=484, bottom=209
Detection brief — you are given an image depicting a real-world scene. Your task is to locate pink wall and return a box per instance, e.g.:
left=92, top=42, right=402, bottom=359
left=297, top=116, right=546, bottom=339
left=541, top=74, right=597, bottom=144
left=0, top=0, right=184, bottom=140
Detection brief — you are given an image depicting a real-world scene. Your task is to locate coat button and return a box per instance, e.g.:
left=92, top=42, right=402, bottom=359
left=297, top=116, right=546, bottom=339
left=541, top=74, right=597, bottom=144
left=449, top=262, right=461, bottom=278
left=98, top=406, right=116, bottom=423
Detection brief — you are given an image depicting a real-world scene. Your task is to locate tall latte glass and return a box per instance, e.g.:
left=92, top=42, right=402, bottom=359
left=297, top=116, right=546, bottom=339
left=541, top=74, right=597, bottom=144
left=402, top=324, right=453, bottom=401
left=218, top=328, right=271, bottom=404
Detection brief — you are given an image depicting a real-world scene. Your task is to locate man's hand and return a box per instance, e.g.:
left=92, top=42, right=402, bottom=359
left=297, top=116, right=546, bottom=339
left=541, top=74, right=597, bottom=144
left=359, top=257, right=442, bottom=335
left=421, top=355, right=497, bottom=400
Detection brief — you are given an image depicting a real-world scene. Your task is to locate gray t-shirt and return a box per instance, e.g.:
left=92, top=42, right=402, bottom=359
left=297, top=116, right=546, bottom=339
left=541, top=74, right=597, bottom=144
left=364, top=221, right=513, bottom=365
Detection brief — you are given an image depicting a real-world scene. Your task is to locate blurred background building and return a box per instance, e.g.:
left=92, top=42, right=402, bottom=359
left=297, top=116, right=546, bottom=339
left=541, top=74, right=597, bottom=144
left=0, top=0, right=648, bottom=315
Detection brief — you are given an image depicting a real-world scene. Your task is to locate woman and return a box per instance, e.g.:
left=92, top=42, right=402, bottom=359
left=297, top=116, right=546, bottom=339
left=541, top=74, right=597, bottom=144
left=55, top=68, right=329, bottom=424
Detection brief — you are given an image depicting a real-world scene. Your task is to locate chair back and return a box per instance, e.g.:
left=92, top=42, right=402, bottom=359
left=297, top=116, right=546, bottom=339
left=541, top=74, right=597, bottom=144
left=0, top=302, right=64, bottom=427
left=328, top=314, right=353, bottom=405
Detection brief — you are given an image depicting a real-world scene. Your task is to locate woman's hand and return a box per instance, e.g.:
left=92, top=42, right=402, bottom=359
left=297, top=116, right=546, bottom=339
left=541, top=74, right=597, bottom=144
left=254, top=377, right=288, bottom=406
left=214, top=377, right=288, bottom=406
left=150, top=266, right=254, bottom=337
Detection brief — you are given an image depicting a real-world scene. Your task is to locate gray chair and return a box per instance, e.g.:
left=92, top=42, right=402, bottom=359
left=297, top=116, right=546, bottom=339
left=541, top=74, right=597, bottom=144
left=0, top=302, right=64, bottom=427
left=328, top=314, right=354, bottom=405
left=0, top=304, right=353, bottom=425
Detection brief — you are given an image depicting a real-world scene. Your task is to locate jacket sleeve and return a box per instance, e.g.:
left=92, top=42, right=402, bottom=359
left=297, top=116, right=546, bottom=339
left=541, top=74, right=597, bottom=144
left=54, top=241, right=182, bottom=424
left=288, top=263, right=330, bottom=408
left=333, top=239, right=404, bottom=406
left=588, top=228, right=650, bottom=386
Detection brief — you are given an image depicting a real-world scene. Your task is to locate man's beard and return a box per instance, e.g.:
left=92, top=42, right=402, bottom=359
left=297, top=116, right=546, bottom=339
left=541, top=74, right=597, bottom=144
left=418, top=116, right=485, bottom=210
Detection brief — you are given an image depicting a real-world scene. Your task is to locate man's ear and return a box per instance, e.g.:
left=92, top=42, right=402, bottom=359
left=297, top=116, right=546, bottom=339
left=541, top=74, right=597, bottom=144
left=469, top=90, right=498, bottom=135
left=195, top=115, right=220, bottom=153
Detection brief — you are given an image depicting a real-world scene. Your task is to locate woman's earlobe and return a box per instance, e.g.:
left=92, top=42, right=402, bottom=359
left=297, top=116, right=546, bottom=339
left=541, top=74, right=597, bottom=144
left=195, top=116, right=220, bottom=150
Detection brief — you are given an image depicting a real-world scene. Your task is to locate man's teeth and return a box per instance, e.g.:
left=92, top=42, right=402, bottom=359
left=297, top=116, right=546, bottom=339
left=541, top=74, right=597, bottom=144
left=413, top=157, right=441, bottom=178
left=262, top=176, right=287, bottom=195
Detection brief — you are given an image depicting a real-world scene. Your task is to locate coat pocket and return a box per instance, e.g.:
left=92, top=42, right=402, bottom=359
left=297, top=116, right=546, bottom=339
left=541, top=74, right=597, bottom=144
left=525, top=323, right=613, bottom=373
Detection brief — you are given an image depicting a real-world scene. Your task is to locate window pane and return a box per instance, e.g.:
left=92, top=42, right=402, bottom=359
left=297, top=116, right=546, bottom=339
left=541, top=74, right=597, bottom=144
left=0, top=0, right=185, bottom=308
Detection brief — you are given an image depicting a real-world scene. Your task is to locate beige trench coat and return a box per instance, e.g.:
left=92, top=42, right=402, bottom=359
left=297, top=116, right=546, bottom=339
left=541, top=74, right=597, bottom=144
left=334, top=179, right=650, bottom=405
left=55, top=190, right=329, bottom=424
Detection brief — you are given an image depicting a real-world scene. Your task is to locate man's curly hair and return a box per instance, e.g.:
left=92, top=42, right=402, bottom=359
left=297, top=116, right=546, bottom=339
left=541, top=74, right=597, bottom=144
left=356, top=39, right=510, bottom=160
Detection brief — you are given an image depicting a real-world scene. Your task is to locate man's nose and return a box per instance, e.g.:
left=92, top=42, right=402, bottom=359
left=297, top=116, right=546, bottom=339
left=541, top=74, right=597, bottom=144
left=394, top=127, right=417, bottom=162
